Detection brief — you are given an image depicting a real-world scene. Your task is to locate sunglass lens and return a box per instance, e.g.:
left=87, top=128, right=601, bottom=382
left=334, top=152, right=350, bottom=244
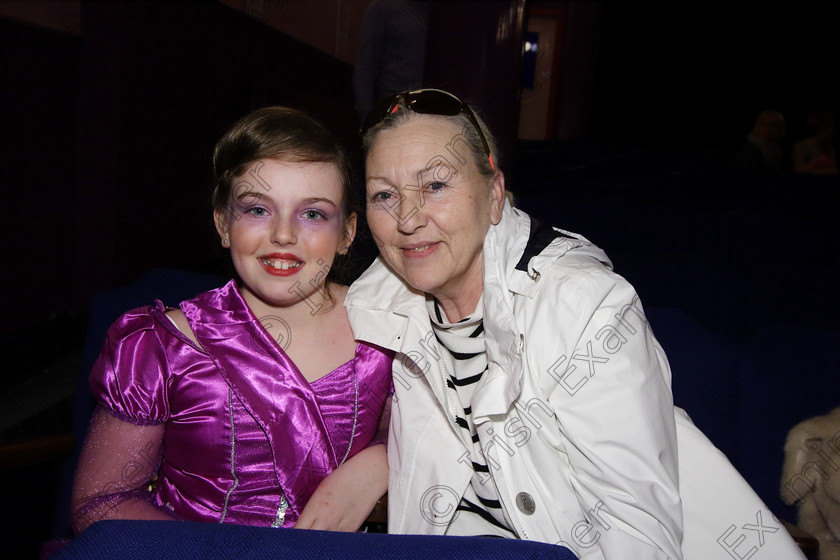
left=408, top=91, right=461, bottom=117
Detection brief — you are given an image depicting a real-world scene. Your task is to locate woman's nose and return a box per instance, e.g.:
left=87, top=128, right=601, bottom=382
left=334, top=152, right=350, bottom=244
left=395, top=189, right=428, bottom=234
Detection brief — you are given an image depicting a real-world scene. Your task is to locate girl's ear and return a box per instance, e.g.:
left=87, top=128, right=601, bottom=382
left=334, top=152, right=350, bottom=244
left=338, top=212, right=358, bottom=255
left=214, top=208, right=230, bottom=247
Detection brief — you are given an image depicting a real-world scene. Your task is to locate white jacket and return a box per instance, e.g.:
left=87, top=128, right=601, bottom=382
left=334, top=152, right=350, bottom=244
left=346, top=202, right=804, bottom=559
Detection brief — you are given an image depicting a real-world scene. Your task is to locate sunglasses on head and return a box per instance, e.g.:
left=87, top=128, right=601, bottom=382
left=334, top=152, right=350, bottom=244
left=360, top=88, right=495, bottom=170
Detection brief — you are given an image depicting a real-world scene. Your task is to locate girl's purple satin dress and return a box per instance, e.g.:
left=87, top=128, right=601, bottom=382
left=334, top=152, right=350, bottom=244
left=77, top=281, right=393, bottom=528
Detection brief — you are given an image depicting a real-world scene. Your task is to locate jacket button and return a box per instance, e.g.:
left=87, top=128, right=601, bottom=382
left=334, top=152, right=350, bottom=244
left=515, top=492, right=536, bottom=515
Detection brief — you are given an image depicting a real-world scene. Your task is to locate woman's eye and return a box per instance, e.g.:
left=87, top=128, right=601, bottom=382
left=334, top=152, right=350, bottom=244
left=372, top=191, right=394, bottom=202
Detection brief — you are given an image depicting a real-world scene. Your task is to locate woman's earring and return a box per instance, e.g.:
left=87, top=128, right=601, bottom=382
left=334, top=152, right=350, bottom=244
left=222, top=237, right=229, bottom=247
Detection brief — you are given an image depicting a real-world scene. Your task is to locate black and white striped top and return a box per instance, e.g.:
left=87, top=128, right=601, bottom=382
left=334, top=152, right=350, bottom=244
left=427, top=297, right=517, bottom=538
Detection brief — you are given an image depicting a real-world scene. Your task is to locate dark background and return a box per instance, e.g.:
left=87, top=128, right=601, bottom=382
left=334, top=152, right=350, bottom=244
left=1, top=1, right=838, bottom=335
left=594, top=4, right=839, bottom=147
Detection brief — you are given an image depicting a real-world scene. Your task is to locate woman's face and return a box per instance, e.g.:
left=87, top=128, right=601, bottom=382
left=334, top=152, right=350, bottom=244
left=216, top=159, right=355, bottom=316
left=365, top=115, right=504, bottom=318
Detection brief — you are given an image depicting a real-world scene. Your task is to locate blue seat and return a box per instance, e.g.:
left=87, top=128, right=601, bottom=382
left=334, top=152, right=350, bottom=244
left=51, top=519, right=578, bottom=560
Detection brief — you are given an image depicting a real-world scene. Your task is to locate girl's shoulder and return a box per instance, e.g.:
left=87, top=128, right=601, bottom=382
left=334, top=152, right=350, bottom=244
left=164, top=308, right=203, bottom=350
left=103, top=303, right=204, bottom=356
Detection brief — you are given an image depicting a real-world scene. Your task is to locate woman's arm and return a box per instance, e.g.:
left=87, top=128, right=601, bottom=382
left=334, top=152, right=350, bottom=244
left=534, top=262, right=683, bottom=558
left=70, top=406, right=176, bottom=533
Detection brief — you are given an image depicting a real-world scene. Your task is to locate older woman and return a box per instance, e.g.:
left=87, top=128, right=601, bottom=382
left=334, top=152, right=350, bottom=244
left=345, top=89, right=805, bottom=559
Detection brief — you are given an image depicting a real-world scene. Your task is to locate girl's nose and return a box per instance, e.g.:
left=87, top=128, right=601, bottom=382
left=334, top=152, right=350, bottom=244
left=271, top=217, right=297, bottom=245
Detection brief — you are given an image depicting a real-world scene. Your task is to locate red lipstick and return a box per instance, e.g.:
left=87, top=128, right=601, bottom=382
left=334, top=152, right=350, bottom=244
left=258, top=253, right=304, bottom=276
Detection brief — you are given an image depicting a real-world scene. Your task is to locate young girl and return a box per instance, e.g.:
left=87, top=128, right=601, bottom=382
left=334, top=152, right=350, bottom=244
left=70, top=107, right=393, bottom=533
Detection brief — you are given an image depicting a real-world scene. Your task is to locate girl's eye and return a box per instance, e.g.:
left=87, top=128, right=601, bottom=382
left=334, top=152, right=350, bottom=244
left=302, top=210, right=325, bottom=220
left=245, top=207, right=268, bottom=217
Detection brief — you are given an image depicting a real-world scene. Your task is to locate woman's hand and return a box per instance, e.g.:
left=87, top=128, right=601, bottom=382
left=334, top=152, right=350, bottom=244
left=294, top=443, right=387, bottom=531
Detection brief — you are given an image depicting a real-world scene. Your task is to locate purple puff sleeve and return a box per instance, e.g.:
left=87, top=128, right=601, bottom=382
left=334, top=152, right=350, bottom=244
left=89, top=306, right=173, bottom=424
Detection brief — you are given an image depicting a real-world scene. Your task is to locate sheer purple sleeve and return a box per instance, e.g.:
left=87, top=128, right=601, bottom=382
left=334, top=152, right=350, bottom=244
left=89, top=306, right=172, bottom=425
left=70, top=406, right=177, bottom=534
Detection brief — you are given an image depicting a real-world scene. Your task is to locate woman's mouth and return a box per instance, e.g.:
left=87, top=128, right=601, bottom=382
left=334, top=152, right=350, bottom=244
left=405, top=244, right=433, bottom=252
left=401, top=242, right=439, bottom=257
